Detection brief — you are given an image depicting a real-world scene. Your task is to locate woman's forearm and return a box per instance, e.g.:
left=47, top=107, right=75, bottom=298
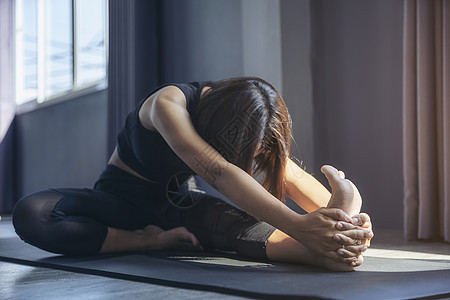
left=285, top=159, right=331, bottom=212
left=212, top=162, right=302, bottom=234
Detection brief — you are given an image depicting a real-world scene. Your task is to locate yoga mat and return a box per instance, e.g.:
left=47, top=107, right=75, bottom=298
left=1, top=220, right=450, bottom=300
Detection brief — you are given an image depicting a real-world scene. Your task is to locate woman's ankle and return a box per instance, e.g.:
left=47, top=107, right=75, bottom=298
left=100, top=227, right=149, bottom=253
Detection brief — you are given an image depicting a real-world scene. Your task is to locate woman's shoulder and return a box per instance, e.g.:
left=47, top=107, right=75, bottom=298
left=138, top=85, right=187, bottom=131
left=170, top=82, right=206, bottom=112
left=136, top=81, right=206, bottom=131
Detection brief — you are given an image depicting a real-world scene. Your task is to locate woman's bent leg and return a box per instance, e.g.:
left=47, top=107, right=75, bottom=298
left=12, top=189, right=108, bottom=255
left=13, top=188, right=202, bottom=255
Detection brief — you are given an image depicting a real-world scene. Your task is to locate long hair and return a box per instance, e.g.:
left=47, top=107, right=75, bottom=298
left=192, top=77, right=292, bottom=201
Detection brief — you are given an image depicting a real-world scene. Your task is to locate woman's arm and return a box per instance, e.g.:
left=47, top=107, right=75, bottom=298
left=278, top=162, right=371, bottom=263
left=148, top=86, right=301, bottom=231
left=285, top=158, right=331, bottom=212
left=286, top=160, right=363, bottom=217
left=146, top=86, right=371, bottom=261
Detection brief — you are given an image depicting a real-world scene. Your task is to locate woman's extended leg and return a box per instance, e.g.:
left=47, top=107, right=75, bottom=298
left=165, top=171, right=366, bottom=271
left=169, top=193, right=361, bottom=271
left=266, top=230, right=362, bottom=272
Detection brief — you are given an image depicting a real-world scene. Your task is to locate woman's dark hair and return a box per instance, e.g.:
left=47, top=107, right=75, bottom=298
left=192, top=77, right=292, bottom=201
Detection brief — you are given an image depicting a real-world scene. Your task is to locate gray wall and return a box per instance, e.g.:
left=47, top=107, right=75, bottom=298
left=311, top=0, right=404, bottom=229
left=160, top=0, right=283, bottom=91
left=242, top=0, right=282, bottom=91
left=160, top=0, right=286, bottom=205
left=16, top=90, right=108, bottom=198
left=280, top=0, right=314, bottom=168
left=160, top=0, right=245, bottom=82
left=14, top=0, right=405, bottom=232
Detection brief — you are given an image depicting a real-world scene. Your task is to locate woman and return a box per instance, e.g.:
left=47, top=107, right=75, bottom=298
left=13, top=77, right=373, bottom=272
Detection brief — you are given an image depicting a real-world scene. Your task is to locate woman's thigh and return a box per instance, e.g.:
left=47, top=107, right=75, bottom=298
left=51, top=188, right=151, bottom=230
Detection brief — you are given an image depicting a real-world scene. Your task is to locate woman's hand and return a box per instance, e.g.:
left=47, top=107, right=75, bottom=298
left=353, top=212, right=373, bottom=245
left=333, top=213, right=373, bottom=258
left=294, top=207, right=372, bottom=263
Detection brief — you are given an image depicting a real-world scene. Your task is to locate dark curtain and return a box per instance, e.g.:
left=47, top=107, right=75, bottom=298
left=107, top=0, right=165, bottom=154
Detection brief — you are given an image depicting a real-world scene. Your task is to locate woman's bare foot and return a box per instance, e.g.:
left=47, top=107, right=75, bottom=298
left=100, top=225, right=202, bottom=254
left=321, top=165, right=370, bottom=259
left=321, top=165, right=362, bottom=217
left=137, top=225, right=202, bottom=251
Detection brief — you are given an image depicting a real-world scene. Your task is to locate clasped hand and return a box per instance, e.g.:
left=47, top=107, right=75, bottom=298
left=297, top=208, right=373, bottom=264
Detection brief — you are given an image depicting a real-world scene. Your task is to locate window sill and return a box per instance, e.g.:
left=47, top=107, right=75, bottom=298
left=15, top=80, right=107, bottom=115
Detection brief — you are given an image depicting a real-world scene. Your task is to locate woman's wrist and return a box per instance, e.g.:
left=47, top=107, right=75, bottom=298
left=282, top=212, right=308, bottom=244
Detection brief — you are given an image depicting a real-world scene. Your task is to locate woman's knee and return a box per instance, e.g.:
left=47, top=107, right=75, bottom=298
left=12, top=189, right=63, bottom=240
left=12, top=189, right=108, bottom=256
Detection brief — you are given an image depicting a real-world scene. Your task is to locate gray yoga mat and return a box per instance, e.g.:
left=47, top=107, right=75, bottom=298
left=1, top=222, right=450, bottom=299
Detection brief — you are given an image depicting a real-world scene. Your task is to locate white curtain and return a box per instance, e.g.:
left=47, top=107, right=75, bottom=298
left=0, top=0, right=16, bottom=213
left=0, top=0, right=15, bottom=142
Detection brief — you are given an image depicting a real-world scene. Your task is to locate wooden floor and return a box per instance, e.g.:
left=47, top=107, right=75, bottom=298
left=2, top=214, right=450, bottom=300
left=0, top=216, right=247, bottom=300
left=0, top=260, right=249, bottom=299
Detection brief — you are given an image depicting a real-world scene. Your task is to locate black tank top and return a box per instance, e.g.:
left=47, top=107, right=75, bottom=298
left=116, top=82, right=205, bottom=184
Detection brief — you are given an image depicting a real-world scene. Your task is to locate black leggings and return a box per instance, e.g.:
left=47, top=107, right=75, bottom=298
left=12, top=165, right=275, bottom=260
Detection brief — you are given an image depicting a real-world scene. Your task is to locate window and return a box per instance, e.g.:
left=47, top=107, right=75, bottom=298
left=15, top=0, right=107, bottom=105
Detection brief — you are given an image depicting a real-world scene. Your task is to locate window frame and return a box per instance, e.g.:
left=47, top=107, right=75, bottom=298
left=14, top=0, right=108, bottom=112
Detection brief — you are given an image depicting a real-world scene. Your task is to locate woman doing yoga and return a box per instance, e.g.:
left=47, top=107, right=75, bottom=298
left=13, top=77, right=373, bottom=272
